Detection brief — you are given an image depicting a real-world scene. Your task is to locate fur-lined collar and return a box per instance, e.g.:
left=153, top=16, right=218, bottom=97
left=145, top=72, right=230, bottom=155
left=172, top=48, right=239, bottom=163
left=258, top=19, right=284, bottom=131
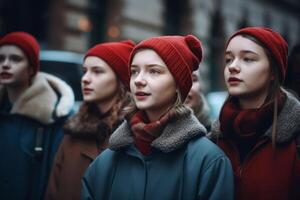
left=209, top=91, right=300, bottom=144
left=0, top=72, right=74, bottom=124
left=109, top=108, right=207, bottom=153
left=63, top=103, right=123, bottom=141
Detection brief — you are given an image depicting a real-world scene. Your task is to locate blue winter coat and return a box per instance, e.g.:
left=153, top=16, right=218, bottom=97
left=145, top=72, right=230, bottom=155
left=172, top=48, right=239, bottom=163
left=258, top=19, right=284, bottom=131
left=0, top=72, right=74, bottom=200
left=82, top=108, right=234, bottom=200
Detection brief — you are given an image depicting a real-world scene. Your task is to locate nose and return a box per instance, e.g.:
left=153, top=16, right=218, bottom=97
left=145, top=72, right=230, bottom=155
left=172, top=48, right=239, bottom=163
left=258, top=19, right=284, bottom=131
left=133, top=71, right=146, bottom=87
left=81, top=72, right=91, bottom=85
left=227, top=59, right=240, bottom=74
left=1, top=58, right=11, bottom=70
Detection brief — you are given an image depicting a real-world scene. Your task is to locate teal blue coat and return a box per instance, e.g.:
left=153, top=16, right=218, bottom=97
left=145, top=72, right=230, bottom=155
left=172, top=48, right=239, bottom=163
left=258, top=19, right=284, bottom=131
left=82, top=109, right=234, bottom=200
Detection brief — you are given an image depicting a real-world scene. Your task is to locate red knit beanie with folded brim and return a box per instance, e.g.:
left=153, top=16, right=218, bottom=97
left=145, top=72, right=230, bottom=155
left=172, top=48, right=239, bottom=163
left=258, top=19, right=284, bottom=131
left=85, top=40, right=135, bottom=89
left=226, top=27, right=288, bottom=82
left=0, top=31, right=40, bottom=76
left=129, top=35, right=203, bottom=101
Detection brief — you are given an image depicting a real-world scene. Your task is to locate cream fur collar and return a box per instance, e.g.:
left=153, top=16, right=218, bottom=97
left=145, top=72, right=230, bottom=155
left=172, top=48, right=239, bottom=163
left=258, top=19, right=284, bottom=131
left=0, top=72, right=74, bottom=124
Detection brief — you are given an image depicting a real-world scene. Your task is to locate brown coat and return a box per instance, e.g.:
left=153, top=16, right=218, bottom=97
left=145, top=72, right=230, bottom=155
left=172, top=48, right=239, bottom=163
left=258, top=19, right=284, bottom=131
left=44, top=103, right=122, bottom=200
left=44, top=135, right=107, bottom=200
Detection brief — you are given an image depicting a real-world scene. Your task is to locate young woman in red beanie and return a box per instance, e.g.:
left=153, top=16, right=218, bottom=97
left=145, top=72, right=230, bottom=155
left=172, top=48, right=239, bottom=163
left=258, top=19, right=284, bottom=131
left=209, top=27, right=300, bottom=200
left=81, top=35, right=234, bottom=200
left=0, top=32, right=74, bottom=200
left=44, top=41, right=134, bottom=200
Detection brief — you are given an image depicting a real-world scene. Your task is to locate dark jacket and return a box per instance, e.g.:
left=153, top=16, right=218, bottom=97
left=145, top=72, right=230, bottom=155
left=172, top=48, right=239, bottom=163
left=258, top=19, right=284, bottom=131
left=0, top=72, right=74, bottom=200
left=82, top=108, right=234, bottom=200
left=209, top=92, right=300, bottom=200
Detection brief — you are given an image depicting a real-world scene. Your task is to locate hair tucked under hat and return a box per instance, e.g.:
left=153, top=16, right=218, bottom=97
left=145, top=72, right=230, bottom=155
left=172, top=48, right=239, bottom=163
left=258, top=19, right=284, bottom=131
left=226, top=27, right=288, bottom=82
left=85, top=40, right=135, bottom=88
left=0, top=31, right=40, bottom=76
left=129, top=35, right=203, bottom=101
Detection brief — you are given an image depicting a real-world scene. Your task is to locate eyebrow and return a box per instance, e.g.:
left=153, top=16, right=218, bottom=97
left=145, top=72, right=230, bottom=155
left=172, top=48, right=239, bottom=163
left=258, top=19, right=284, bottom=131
left=131, top=64, right=166, bottom=68
left=225, top=50, right=259, bottom=56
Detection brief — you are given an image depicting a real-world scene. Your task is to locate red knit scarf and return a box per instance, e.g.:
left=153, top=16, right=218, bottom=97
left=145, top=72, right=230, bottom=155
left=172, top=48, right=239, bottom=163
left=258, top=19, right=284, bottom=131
left=130, top=111, right=170, bottom=155
left=220, top=92, right=286, bottom=143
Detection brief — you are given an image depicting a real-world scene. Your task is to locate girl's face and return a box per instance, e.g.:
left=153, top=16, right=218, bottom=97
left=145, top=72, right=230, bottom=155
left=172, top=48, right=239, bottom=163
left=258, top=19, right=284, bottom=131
left=82, top=56, right=118, bottom=104
left=184, top=71, right=202, bottom=110
left=130, top=49, right=177, bottom=120
left=224, top=35, right=271, bottom=103
left=0, top=45, right=32, bottom=88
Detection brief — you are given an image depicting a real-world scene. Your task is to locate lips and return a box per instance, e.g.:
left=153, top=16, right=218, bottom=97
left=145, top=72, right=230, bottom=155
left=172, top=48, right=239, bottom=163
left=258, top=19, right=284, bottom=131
left=135, top=91, right=150, bottom=96
left=134, top=91, right=150, bottom=100
left=0, top=72, right=13, bottom=79
left=83, top=88, right=93, bottom=94
left=228, top=77, right=242, bottom=83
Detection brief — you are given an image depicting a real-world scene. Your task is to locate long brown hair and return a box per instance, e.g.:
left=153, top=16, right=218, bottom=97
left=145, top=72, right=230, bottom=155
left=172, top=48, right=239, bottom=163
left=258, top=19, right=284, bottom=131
left=238, top=34, right=283, bottom=148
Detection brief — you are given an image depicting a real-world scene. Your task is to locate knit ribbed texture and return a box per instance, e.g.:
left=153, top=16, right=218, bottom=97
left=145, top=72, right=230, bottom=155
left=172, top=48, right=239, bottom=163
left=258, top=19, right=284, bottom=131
left=85, top=40, right=135, bottom=88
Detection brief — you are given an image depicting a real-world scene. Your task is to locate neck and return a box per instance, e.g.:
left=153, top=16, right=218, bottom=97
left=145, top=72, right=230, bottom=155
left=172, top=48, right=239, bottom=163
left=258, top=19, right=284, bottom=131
left=238, top=92, right=268, bottom=109
left=145, top=105, right=172, bottom=122
left=96, top=95, right=118, bottom=114
left=6, top=83, right=30, bottom=104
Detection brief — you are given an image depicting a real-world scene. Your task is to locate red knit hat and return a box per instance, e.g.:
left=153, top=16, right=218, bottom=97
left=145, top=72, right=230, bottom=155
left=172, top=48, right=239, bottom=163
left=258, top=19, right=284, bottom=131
left=226, top=27, right=288, bottom=82
left=0, top=31, right=40, bottom=76
left=85, top=40, right=135, bottom=88
left=129, top=35, right=203, bottom=101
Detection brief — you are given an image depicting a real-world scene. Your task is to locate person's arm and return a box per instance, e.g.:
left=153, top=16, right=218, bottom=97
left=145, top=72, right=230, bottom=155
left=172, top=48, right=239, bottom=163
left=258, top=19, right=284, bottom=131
left=198, top=155, right=234, bottom=200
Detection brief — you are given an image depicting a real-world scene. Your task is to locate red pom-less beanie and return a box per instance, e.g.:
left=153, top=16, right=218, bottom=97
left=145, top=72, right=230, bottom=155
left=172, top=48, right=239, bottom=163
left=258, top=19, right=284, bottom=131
left=0, top=31, right=40, bottom=76
left=226, top=27, right=288, bottom=82
left=129, top=35, right=203, bottom=101
left=85, top=40, right=135, bottom=88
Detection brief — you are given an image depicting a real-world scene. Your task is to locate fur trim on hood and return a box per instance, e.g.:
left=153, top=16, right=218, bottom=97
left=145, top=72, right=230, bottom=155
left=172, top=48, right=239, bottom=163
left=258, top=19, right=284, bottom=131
left=109, top=107, right=207, bottom=153
left=208, top=91, right=300, bottom=144
left=63, top=102, right=123, bottom=141
left=0, top=72, right=74, bottom=124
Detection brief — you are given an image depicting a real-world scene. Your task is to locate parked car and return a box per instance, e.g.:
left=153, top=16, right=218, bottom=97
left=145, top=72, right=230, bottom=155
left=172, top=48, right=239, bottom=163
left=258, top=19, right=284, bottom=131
left=40, top=50, right=84, bottom=111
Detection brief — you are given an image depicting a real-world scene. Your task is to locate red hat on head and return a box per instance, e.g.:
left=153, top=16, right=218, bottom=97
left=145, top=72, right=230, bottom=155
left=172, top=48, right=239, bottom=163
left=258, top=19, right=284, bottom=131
left=129, top=35, right=203, bottom=101
left=85, top=40, right=135, bottom=88
left=0, top=31, right=40, bottom=76
left=227, top=27, right=288, bottom=82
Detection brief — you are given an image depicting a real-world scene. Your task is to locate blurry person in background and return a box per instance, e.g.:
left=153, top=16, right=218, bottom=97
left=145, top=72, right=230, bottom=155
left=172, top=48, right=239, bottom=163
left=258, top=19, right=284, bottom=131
left=184, top=70, right=211, bottom=132
left=45, top=41, right=134, bottom=200
left=82, top=35, right=234, bottom=200
left=284, top=43, right=300, bottom=98
left=0, top=32, right=74, bottom=200
left=209, top=27, right=300, bottom=200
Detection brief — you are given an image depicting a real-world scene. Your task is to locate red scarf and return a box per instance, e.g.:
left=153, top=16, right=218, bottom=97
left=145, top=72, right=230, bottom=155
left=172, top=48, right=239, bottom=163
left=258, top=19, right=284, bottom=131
left=130, top=111, right=170, bottom=155
left=220, top=92, right=286, bottom=143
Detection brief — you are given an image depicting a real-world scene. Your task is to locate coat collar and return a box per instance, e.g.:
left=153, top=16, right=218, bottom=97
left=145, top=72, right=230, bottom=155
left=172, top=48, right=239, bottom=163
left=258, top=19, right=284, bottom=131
left=109, top=108, right=206, bottom=153
left=0, top=72, right=74, bottom=124
left=209, top=90, right=300, bottom=144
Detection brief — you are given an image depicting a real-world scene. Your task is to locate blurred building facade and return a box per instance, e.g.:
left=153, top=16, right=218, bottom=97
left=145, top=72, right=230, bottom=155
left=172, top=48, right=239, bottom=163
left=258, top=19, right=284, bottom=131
left=1, top=0, right=299, bottom=91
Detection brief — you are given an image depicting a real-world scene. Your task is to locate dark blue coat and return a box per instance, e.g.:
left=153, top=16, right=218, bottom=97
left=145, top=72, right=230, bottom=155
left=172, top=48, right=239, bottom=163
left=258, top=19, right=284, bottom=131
left=0, top=73, right=74, bottom=200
